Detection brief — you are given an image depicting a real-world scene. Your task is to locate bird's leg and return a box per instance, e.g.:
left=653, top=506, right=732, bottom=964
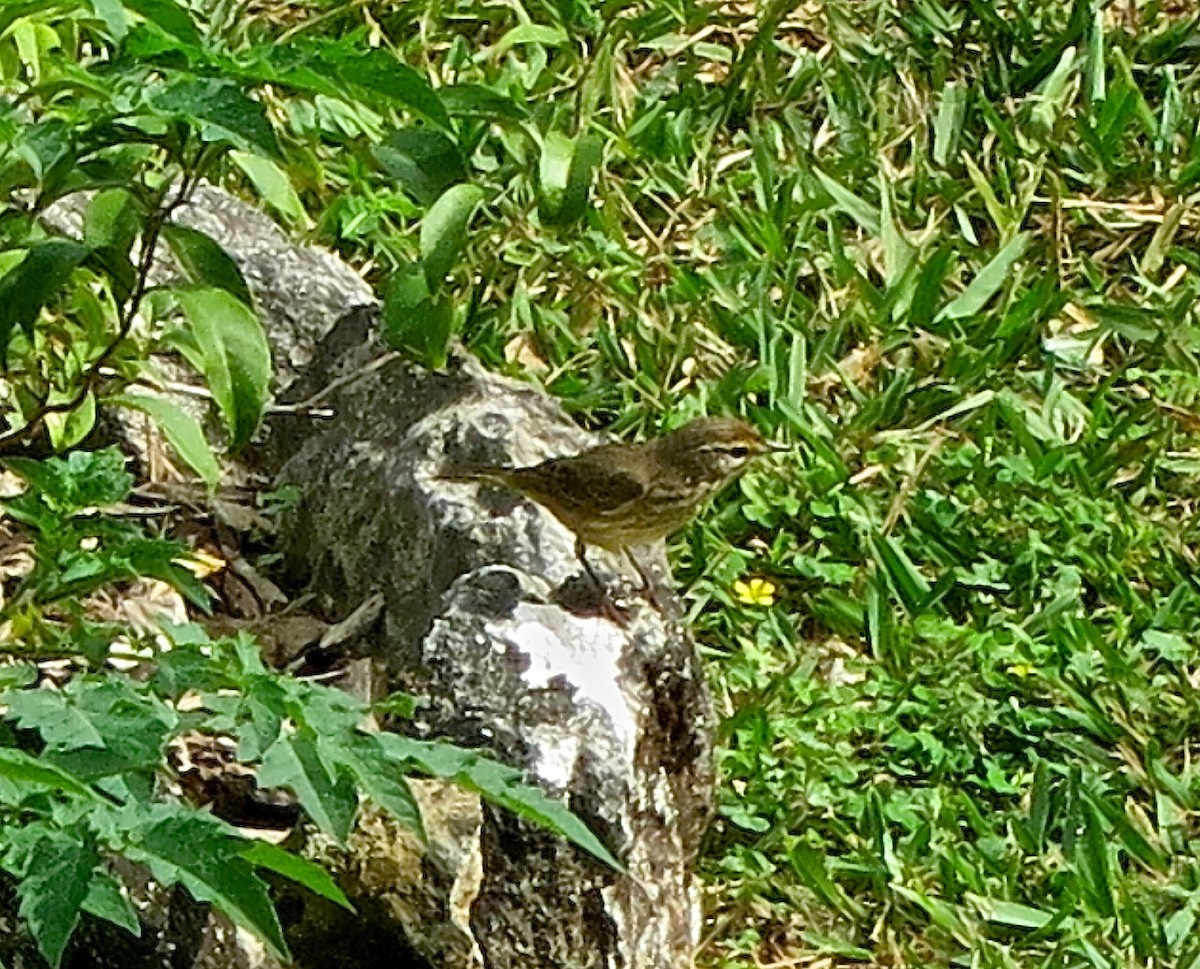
left=567, top=537, right=632, bottom=625
left=625, top=548, right=668, bottom=613
left=575, top=536, right=605, bottom=590
left=625, top=548, right=655, bottom=595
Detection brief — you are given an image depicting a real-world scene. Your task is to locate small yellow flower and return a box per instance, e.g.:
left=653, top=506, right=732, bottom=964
left=733, top=577, right=777, bottom=607
left=1007, top=663, right=1036, bottom=678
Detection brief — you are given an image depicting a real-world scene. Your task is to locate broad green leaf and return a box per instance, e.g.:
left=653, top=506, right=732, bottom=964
left=382, top=263, right=453, bottom=369
left=539, top=132, right=602, bottom=225
left=230, top=150, right=308, bottom=227
left=314, top=47, right=450, bottom=130
left=0, top=240, right=91, bottom=358
left=936, top=233, right=1029, bottom=321
left=15, top=834, right=97, bottom=968
left=86, top=0, right=128, bottom=40
left=373, top=126, right=465, bottom=206
left=241, top=841, right=354, bottom=912
left=439, top=84, right=527, bottom=121
left=124, top=0, right=201, bottom=44
left=161, top=223, right=252, bottom=304
left=150, top=77, right=282, bottom=159
left=493, top=22, right=568, bottom=55
left=82, top=188, right=141, bottom=299
left=176, top=287, right=272, bottom=451
left=420, top=183, right=484, bottom=288
left=44, top=391, right=97, bottom=452
left=114, top=393, right=221, bottom=486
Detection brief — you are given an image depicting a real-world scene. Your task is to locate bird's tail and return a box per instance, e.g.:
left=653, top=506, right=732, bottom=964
left=437, top=460, right=513, bottom=484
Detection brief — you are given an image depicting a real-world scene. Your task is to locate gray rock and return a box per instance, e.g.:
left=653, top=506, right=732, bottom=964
left=35, top=184, right=715, bottom=968
left=269, top=330, right=715, bottom=969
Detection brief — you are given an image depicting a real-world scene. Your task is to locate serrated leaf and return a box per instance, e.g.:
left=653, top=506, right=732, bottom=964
left=1, top=689, right=106, bottom=749
left=259, top=732, right=358, bottom=844
left=0, top=663, right=37, bottom=689
left=81, top=870, right=141, bottom=937
left=114, top=393, right=221, bottom=486
left=458, top=757, right=622, bottom=871
left=340, top=735, right=425, bottom=838
left=3, top=447, right=132, bottom=512
left=376, top=735, right=620, bottom=870
left=420, top=183, right=484, bottom=288
left=241, top=841, right=354, bottom=912
left=15, top=833, right=97, bottom=968
left=0, top=240, right=91, bottom=359
left=937, top=233, right=1030, bottom=322
left=0, top=748, right=98, bottom=802
left=161, top=223, right=252, bottom=304
left=175, top=287, right=272, bottom=451
left=111, top=804, right=289, bottom=960
left=15, top=678, right=177, bottom=782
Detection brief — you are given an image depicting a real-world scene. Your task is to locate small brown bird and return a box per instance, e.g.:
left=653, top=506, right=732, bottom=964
left=447, top=416, right=785, bottom=607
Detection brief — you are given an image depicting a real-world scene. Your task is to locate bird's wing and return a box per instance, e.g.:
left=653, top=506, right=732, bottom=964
left=538, top=452, right=646, bottom=516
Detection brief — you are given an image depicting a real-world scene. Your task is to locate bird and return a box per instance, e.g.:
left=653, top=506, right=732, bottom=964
left=445, top=416, right=786, bottom=613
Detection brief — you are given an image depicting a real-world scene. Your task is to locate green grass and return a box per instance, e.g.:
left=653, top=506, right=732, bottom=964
left=8, top=0, right=1200, bottom=964
left=288, top=3, right=1200, bottom=963
left=202, top=0, right=1200, bottom=965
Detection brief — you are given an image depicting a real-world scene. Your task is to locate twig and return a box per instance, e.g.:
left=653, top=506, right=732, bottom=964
left=275, top=350, right=403, bottom=417
left=882, top=432, right=945, bottom=536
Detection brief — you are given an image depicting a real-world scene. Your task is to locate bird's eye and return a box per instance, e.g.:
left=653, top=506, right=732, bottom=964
left=728, top=446, right=750, bottom=459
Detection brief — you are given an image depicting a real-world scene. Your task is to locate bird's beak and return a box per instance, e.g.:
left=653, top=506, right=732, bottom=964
left=765, top=440, right=791, bottom=453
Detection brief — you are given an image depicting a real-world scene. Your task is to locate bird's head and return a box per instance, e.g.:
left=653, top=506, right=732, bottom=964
left=658, top=416, right=787, bottom=483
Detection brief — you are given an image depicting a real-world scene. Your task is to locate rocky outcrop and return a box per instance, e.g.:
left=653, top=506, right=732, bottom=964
left=34, top=184, right=715, bottom=969
left=268, top=330, right=715, bottom=968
